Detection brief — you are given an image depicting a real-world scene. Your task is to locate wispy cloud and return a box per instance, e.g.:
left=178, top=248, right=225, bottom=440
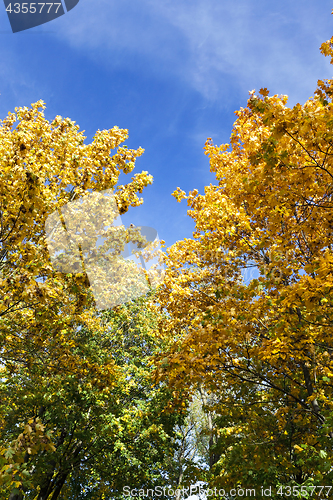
left=56, top=0, right=333, bottom=104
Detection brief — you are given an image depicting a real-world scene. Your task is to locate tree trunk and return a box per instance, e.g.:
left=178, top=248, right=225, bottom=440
left=175, top=470, right=184, bottom=500
left=36, top=462, right=57, bottom=500
left=49, top=473, right=68, bottom=500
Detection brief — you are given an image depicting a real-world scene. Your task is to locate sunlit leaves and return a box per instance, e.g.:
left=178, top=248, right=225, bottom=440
left=0, top=101, right=154, bottom=497
left=155, top=33, right=333, bottom=491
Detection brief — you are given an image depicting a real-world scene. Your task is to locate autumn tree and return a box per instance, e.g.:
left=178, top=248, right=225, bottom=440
left=0, top=100, right=164, bottom=498
left=0, top=99, right=153, bottom=371
left=154, top=30, right=333, bottom=495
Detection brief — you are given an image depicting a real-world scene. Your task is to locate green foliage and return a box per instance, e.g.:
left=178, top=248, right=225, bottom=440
left=1, top=291, right=191, bottom=499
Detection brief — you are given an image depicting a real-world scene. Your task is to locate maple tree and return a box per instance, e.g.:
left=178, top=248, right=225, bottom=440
left=0, top=98, right=153, bottom=375
left=0, top=101, right=169, bottom=498
left=155, top=31, right=333, bottom=495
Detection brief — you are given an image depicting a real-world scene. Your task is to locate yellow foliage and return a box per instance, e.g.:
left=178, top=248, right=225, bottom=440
left=154, top=30, right=333, bottom=487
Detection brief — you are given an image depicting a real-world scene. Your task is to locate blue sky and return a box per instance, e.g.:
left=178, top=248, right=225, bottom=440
left=0, top=0, right=333, bottom=251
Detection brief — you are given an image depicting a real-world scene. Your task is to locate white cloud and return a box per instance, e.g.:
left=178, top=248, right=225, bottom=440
left=55, top=0, right=333, bottom=104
